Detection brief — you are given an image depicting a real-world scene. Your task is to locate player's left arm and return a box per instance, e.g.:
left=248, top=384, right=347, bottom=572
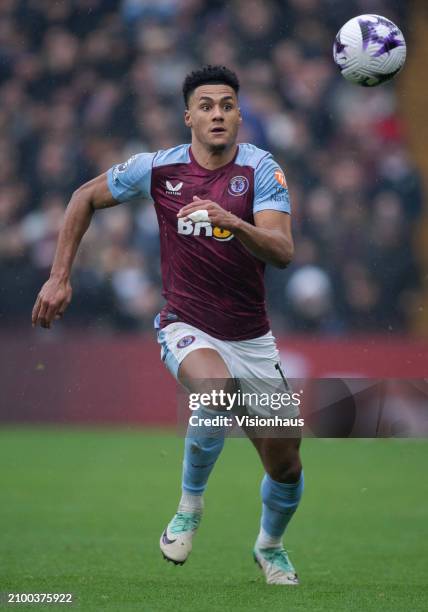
left=234, top=209, right=294, bottom=268
left=177, top=156, right=294, bottom=268
left=178, top=199, right=293, bottom=268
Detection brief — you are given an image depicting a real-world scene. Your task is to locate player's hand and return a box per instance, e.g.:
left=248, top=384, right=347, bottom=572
left=178, top=196, right=240, bottom=231
left=31, top=277, right=72, bottom=329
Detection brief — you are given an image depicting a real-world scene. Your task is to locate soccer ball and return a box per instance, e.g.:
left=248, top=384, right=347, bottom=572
left=333, top=14, right=406, bottom=87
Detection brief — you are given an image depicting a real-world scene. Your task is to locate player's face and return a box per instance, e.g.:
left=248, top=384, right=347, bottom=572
left=185, top=85, right=242, bottom=151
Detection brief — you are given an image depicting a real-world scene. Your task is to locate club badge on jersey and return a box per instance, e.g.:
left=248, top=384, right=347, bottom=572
left=228, top=175, right=249, bottom=196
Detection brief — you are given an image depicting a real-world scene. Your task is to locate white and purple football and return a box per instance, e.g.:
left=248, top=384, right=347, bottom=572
left=333, top=14, right=406, bottom=87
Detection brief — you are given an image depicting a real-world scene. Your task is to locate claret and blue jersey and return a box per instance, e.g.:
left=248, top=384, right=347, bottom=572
left=107, top=143, right=291, bottom=341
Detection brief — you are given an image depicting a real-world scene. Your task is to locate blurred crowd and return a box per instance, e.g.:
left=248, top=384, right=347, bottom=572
left=0, top=0, right=424, bottom=333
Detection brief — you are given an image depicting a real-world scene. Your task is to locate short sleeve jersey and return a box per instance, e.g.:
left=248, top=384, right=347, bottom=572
left=107, top=143, right=291, bottom=341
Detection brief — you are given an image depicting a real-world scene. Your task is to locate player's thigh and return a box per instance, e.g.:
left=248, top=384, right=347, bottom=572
left=227, top=331, right=283, bottom=381
left=178, top=347, right=235, bottom=396
left=157, top=322, right=237, bottom=402
left=231, top=338, right=300, bottom=422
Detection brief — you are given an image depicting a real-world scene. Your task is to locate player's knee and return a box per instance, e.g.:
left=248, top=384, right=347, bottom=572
left=267, top=456, right=302, bottom=484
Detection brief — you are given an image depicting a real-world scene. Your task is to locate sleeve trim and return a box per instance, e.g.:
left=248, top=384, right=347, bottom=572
left=253, top=203, right=291, bottom=214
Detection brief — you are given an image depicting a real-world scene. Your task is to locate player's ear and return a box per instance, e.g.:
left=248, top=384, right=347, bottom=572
left=184, top=109, right=192, bottom=128
left=238, top=107, right=242, bottom=124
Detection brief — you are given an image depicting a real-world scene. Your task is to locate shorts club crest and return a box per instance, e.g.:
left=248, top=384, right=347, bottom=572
left=177, top=335, right=196, bottom=349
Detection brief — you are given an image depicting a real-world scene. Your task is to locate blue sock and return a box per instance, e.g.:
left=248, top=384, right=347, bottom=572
left=182, top=407, right=227, bottom=496
left=259, top=472, right=304, bottom=540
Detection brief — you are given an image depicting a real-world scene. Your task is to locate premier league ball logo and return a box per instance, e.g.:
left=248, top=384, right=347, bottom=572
left=228, top=175, right=249, bottom=196
left=117, top=154, right=138, bottom=173
left=113, top=154, right=139, bottom=183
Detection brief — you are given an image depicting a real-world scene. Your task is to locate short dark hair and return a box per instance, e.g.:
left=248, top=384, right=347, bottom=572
left=182, top=65, right=240, bottom=108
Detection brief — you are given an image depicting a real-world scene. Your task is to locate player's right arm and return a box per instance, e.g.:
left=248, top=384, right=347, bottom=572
left=32, top=151, right=155, bottom=329
left=31, top=173, right=117, bottom=329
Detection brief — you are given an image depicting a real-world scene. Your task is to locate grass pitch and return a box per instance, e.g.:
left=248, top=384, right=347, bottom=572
left=1, top=428, right=427, bottom=611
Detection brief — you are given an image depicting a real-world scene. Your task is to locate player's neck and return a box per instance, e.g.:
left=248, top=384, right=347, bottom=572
left=190, top=141, right=237, bottom=170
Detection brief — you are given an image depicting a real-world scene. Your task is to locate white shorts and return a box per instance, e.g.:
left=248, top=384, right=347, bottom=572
left=157, top=322, right=300, bottom=418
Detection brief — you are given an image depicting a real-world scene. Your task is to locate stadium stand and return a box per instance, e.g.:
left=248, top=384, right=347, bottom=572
left=0, top=0, right=424, bottom=334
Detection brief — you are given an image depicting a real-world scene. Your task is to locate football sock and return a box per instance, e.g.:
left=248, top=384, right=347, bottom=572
left=256, top=472, right=304, bottom=547
left=178, top=491, right=204, bottom=513
left=181, top=406, right=228, bottom=498
left=256, top=526, right=283, bottom=549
